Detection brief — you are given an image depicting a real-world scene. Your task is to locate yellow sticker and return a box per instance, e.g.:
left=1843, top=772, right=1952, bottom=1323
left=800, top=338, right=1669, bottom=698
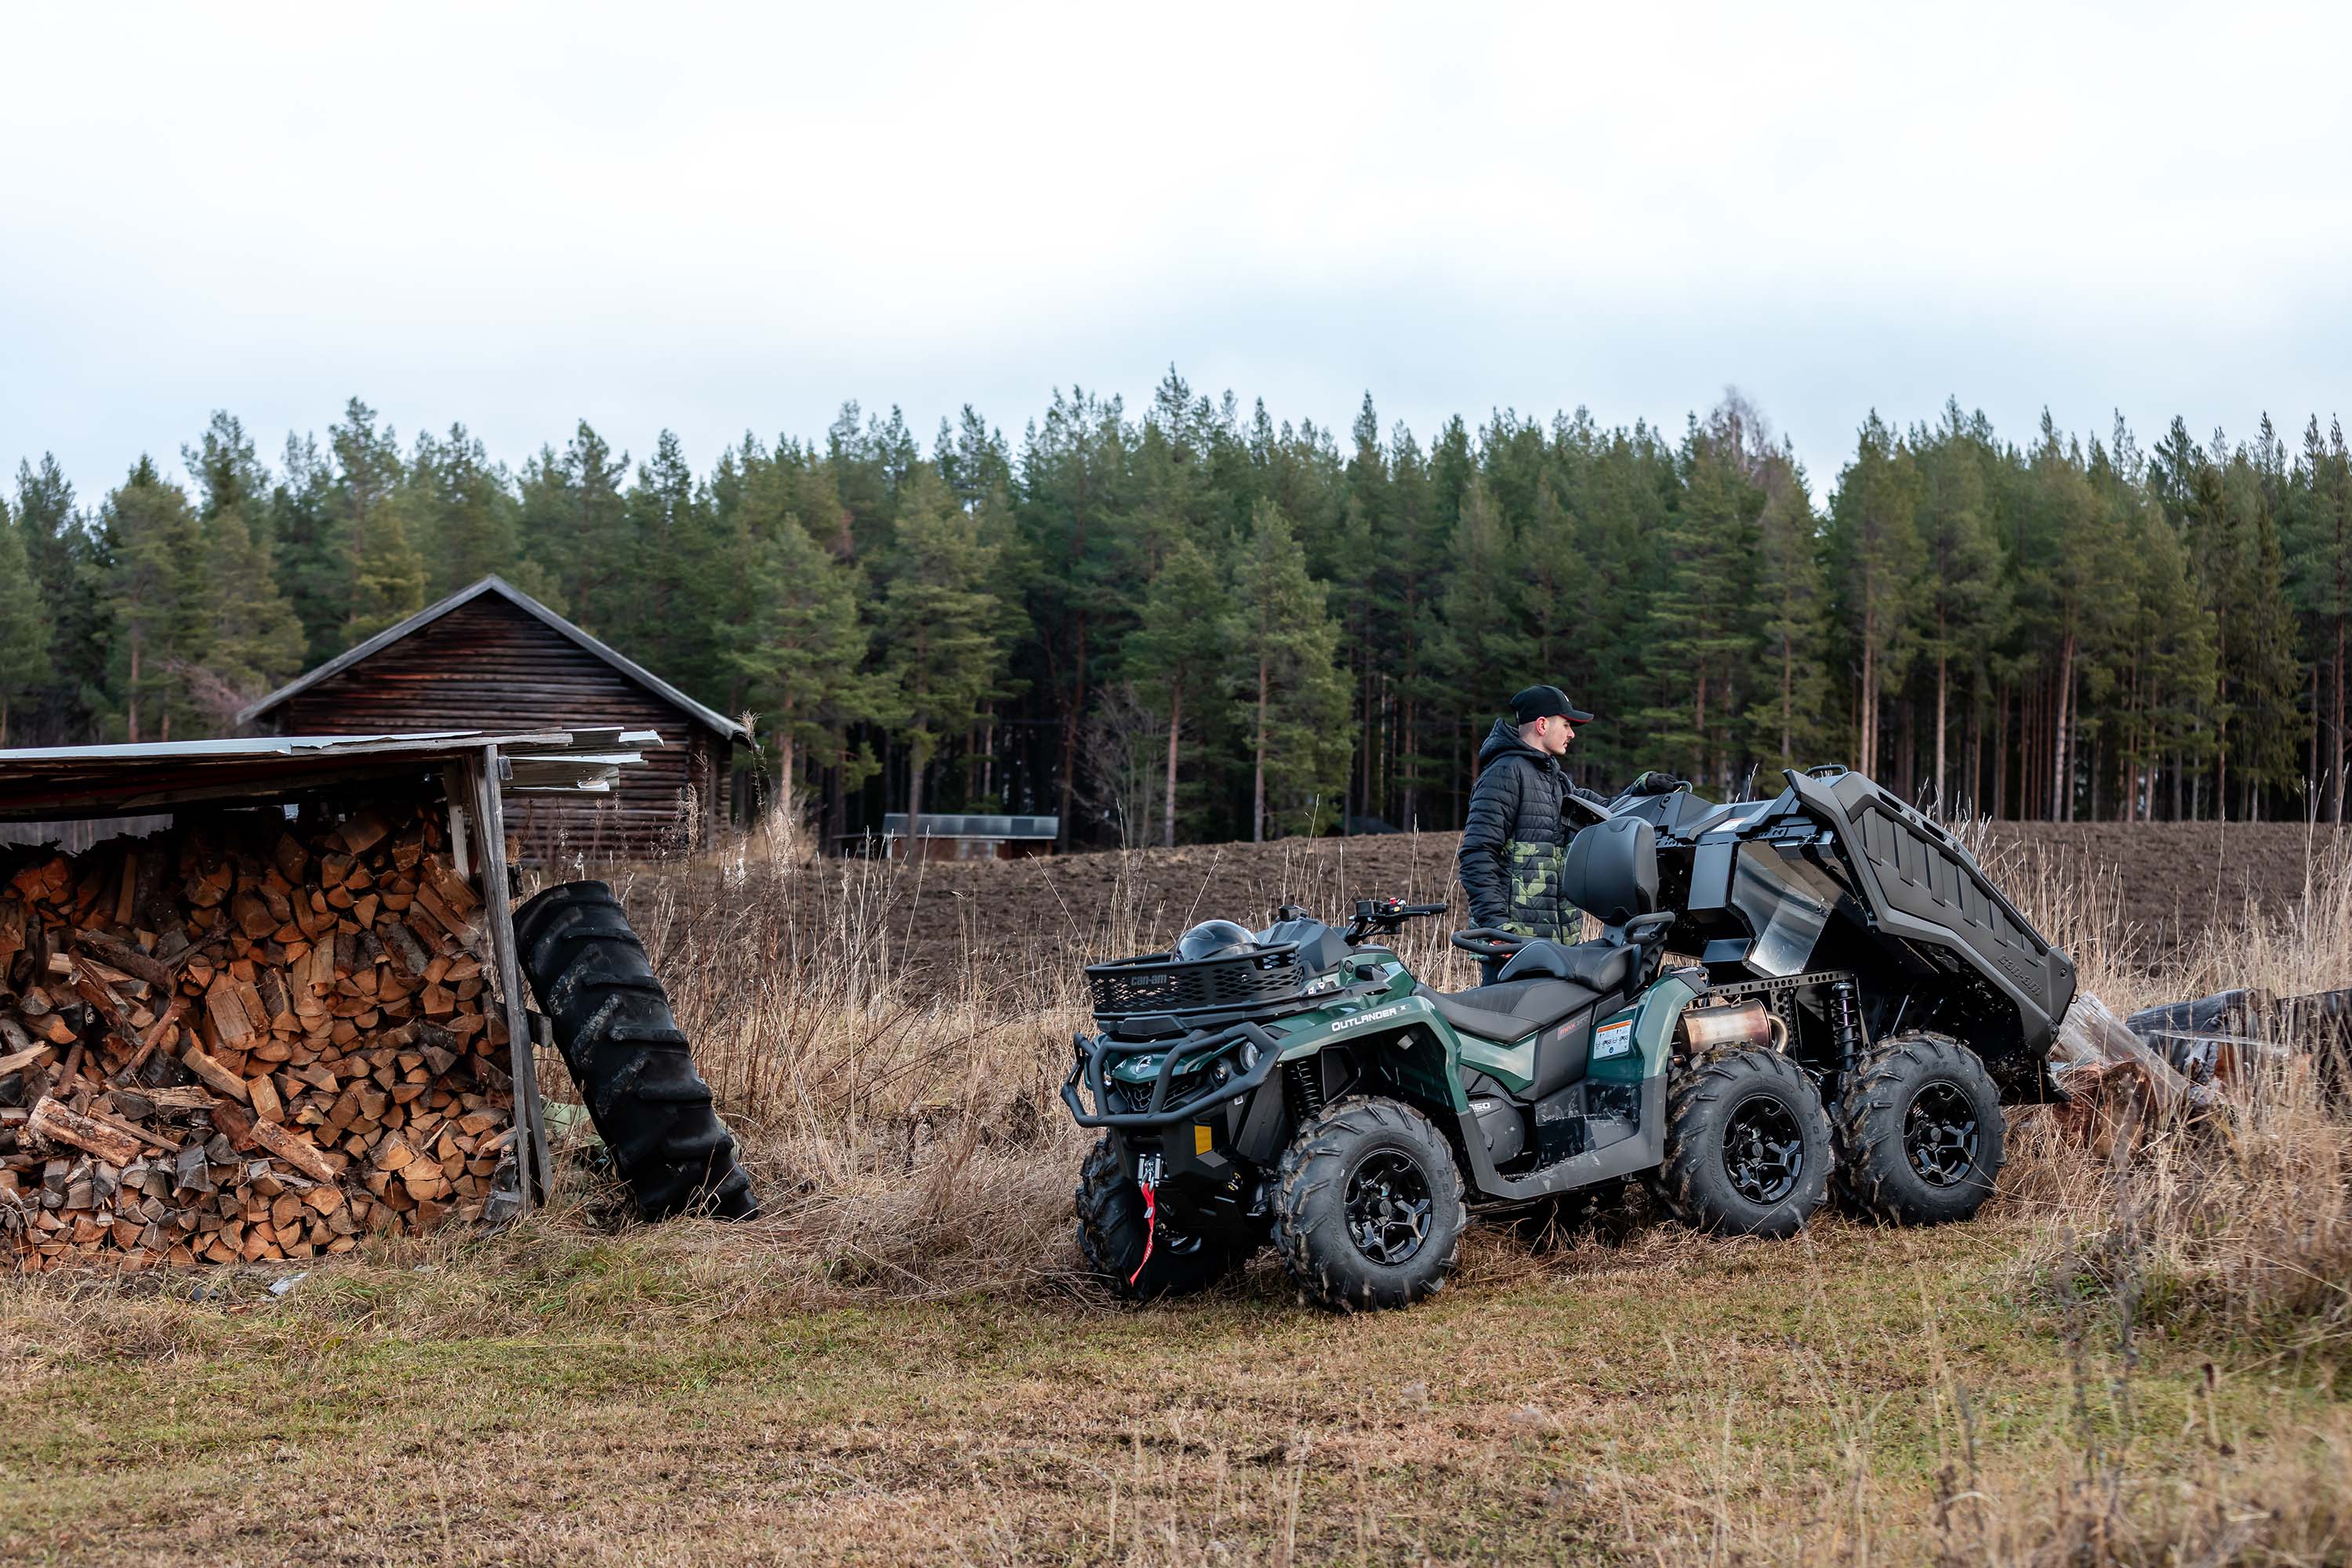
left=1194, top=1123, right=1214, bottom=1155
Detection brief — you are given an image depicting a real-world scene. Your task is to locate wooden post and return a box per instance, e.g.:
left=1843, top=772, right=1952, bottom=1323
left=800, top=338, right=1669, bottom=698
left=466, top=746, right=553, bottom=1207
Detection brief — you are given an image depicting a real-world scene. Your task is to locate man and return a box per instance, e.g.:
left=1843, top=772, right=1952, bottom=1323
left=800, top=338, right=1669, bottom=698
left=1457, top=684, right=1602, bottom=983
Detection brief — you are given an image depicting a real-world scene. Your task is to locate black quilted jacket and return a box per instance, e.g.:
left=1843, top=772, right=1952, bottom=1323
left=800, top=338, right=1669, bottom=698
left=1457, top=718, right=1588, bottom=939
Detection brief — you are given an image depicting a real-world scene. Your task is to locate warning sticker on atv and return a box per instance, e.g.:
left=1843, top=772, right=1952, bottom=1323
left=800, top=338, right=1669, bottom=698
left=1593, top=1020, right=1635, bottom=1060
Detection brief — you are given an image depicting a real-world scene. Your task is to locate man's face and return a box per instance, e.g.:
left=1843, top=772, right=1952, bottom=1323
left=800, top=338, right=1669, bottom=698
left=1532, top=715, right=1576, bottom=757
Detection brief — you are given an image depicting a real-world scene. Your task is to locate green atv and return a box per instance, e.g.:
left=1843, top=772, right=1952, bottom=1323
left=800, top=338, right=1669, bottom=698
left=1062, top=771, right=2074, bottom=1312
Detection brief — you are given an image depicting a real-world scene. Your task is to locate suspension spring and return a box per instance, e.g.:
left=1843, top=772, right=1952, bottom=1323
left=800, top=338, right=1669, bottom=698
left=1829, top=979, right=1864, bottom=1074
left=1285, top=1059, right=1325, bottom=1123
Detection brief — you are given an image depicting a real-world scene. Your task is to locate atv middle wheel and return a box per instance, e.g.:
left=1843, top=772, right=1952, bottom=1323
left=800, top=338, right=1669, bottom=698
left=1073, top=1137, right=1247, bottom=1301
left=1273, top=1096, right=1468, bottom=1312
left=1655, top=1047, right=1831, bottom=1238
left=1831, top=1033, right=2005, bottom=1226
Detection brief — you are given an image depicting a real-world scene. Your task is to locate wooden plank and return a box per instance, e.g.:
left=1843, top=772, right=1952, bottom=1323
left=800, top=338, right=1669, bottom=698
left=28, top=1096, right=142, bottom=1166
left=469, top=747, right=549, bottom=1207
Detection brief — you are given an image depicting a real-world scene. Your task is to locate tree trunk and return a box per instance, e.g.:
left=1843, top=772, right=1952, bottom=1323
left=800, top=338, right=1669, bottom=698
left=905, top=745, right=925, bottom=861
left=1859, top=612, right=1877, bottom=778
left=1934, top=618, right=1948, bottom=814
left=2335, top=610, right=2347, bottom=823
left=1252, top=658, right=1269, bottom=844
left=1780, top=632, right=1795, bottom=761
left=127, top=630, right=142, bottom=745
left=1163, top=681, right=1181, bottom=850
left=2053, top=633, right=2076, bottom=822
left=1057, top=612, right=1087, bottom=849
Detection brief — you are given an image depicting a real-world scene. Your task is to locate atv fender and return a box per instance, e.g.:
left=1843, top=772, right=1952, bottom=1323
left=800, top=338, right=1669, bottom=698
left=1448, top=971, right=1703, bottom=1202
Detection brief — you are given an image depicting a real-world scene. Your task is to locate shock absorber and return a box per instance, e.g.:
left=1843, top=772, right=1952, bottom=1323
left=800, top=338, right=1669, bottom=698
left=1829, top=978, right=1864, bottom=1075
left=1285, top=1059, right=1325, bottom=1123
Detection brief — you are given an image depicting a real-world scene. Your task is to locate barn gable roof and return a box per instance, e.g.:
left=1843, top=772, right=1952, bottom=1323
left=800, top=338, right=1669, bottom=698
left=238, top=576, right=750, bottom=742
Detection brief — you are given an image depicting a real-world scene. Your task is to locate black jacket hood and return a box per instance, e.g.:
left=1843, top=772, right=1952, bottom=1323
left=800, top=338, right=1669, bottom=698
left=1477, top=716, right=1555, bottom=771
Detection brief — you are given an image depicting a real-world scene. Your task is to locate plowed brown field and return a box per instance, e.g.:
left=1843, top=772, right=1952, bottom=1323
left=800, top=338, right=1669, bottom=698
left=862, top=821, right=2345, bottom=973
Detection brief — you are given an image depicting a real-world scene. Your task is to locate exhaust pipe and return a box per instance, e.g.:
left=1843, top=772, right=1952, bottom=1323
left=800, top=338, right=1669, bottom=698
left=1678, top=1000, right=1779, bottom=1053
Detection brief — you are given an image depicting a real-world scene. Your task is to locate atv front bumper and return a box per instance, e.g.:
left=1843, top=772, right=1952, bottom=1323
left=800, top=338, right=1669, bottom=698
left=1061, top=1021, right=1283, bottom=1129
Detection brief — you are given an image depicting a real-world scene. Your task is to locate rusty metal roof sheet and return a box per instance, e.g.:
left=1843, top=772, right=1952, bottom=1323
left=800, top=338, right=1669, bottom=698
left=0, top=728, right=665, bottom=821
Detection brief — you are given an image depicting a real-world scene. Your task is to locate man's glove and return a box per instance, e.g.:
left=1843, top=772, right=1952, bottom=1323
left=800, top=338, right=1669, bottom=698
left=1626, top=770, right=1688, bottom=796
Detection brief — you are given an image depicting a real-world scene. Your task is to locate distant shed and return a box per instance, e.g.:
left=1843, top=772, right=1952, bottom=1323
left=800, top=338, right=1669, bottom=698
left=872, top=813, right=1058, bottom=861
left=239, top=578, right=748, bottom=860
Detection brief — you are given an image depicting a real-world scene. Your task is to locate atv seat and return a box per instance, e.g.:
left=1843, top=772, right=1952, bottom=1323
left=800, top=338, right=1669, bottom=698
left=1415, top=978, right=1597, bottom=1044
left=1497, top=938, right=1637, bottom=997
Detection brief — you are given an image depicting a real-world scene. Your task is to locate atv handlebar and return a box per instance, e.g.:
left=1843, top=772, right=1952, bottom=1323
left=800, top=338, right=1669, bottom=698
left=1343, top=898, right=1448, bottom=943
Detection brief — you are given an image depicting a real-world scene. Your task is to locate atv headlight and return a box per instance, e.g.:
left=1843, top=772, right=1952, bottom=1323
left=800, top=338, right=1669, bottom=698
left=1303, top=973, right=1341, bottom=995
left=1239, top=1040, right=1261, bottom=1072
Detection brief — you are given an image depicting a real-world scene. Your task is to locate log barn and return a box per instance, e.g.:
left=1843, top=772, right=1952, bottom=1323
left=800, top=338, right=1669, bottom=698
left=240, top=577, right=747, bottom=861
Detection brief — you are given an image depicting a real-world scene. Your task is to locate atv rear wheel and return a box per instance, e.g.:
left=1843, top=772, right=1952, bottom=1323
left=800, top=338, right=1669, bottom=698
left=1073, top=1137, right=1247, bottom=1301
left=1655, top=1047, right=1830, bottom=1238
left=1273, top=1096, right=1468, bottom=1312
left=1831, top=1033, right=2005, bottom=1226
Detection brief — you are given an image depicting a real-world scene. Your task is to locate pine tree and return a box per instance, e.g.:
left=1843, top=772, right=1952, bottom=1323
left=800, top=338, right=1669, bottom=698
left=1430, top=474, right=1531, bottom=771
left=411, top=423, right=522, bottom=597
left=12, top=456, right=100, bottom=745
left=518, top=422, right=629, bottom=626
left=1122, top=532, right=1229, bottom=845
left=1644, top=424, right=1759, bottom=789
left=1744, top=449, right=1831, bottom=789
left=720, top=463, right=870, bottom=822
left=1911, top=405, right=2007, bottom=811
left=879, top=467, right=1006, bottom=844
left=0, top=492, right=50, bottom=745
left=1826, top=414, right=1923, bottom=778
left=1224, top=499, right=1347, bottom=841
left=103, top=459, right=209, bottom=742
left=330, top=401, right=426, bottom=641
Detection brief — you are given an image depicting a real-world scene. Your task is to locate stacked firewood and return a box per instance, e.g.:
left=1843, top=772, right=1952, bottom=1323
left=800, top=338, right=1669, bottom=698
left=0, top=800, right=516, bottom=1270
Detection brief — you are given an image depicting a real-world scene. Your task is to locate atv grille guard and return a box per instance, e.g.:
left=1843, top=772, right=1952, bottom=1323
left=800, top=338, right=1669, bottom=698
left=1062, top=1021, right=1285, bottom=1129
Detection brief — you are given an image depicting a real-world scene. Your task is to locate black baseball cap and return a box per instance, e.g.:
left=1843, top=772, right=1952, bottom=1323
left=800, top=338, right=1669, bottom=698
left=1510, top=684, right=1595, bottom=724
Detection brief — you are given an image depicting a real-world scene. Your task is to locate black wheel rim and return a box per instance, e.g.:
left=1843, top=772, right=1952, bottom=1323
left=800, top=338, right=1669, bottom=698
left=1345, top=1149, right=1434, bottom=1265
left=1722, top=1093, right=1805, bottom=1206
left=1905, top=1083, right=1979, bottom=1187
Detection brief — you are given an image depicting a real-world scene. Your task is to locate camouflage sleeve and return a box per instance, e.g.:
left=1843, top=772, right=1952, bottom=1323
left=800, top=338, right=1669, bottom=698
left=1456, top=757, right=1519, bottom=927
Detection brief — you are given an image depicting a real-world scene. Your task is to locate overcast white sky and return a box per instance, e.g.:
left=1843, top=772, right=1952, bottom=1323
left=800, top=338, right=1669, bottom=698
left=3, top=2, right=2347, bottom=506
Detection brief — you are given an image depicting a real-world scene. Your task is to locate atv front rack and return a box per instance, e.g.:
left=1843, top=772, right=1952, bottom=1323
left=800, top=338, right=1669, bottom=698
left=1062, top=1021, right=1285, bottom=1129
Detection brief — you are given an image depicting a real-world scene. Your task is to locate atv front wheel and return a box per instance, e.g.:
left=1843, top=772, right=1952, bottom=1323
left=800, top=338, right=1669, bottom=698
left=1073, top=1137, right=1247, bottom=1301
left=1273, top=1096, right=1468, bottom=1312
left=1831, top=1033, right=2005, bottom=1225
left=1656, top=1047, right=1830, bottom=1238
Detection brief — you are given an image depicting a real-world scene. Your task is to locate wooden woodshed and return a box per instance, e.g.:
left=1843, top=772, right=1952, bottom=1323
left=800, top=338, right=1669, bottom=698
left=239, top=578, right=748, bottom=862
left=0, top=728, right=670, bottom=1261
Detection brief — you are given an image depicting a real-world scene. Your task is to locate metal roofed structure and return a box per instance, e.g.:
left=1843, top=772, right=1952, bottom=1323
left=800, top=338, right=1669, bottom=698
left=0, top=729, right=666, bottom=822
left=0, top=728, right=669, bottom=1212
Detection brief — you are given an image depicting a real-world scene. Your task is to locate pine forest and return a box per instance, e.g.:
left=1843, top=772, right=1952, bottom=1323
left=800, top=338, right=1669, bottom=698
left=3, top=378, right=2347, bottom=846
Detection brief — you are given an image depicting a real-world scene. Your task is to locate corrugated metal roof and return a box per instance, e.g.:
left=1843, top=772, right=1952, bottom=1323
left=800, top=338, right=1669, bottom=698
left=0, top=728, right=665, bottom=822
left=234, top=576, right=750, bottom=742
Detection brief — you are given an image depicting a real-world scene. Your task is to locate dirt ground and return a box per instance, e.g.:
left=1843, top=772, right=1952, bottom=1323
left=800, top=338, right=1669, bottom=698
left=859, top=821, right=2345, bottom=975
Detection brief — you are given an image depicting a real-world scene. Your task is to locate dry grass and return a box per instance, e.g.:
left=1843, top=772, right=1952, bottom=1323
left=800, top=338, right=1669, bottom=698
left=1, top=826, right=2346, bottom=1564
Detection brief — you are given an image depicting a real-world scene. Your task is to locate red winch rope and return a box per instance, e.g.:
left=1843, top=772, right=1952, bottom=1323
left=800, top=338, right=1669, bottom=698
left=1127, top=1181, right=1156, bottom=1287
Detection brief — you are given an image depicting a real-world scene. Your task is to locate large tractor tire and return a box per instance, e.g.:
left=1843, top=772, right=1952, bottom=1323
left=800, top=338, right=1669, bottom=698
left=1273, top=1095, right=1468, bottom=1312
left=1831, top=1033, right=2005, bottom=1226
left=514, top=880, right=757, bottom=1221
left=1073, top=1136, right=1248, bottom=1301
left=1654, top=1046, right=1831, bottom=1239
